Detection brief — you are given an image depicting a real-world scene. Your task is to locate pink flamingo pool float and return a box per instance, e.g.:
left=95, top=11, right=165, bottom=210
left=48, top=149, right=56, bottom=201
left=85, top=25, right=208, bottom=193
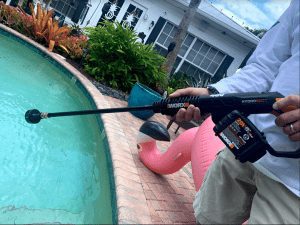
left=137, top=116, right=225, bottom=191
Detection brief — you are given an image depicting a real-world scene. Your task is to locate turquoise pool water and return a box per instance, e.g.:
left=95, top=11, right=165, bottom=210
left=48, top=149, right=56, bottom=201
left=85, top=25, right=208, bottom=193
left=0, top=30, right=115, bottom=223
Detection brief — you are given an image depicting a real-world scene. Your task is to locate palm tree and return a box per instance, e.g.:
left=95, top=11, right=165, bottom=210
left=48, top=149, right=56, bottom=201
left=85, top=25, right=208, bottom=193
left=164, top=0, right=202, bottom=77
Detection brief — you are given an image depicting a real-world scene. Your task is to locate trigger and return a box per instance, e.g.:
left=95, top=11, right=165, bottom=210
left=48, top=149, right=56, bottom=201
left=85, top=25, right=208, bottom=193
left=211, top=113, right=225, bottom=124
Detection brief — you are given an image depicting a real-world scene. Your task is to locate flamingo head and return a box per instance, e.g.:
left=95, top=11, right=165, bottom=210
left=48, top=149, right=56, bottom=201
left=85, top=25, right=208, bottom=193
left=137, top=121, right=170, bottom=145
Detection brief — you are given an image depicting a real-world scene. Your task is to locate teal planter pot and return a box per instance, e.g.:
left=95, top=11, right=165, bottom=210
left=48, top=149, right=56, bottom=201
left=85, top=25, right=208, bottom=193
left=128, top=83, right=162, bottom=120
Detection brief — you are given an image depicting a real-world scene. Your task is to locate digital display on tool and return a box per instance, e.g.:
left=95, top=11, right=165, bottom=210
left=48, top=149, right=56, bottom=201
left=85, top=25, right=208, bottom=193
left=213, top=110, right=268, bottom=163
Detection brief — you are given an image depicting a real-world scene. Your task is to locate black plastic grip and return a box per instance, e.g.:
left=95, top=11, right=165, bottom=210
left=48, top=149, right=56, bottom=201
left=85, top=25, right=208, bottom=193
left=152, top=96, right=200, bottom=116
left=152, top=92, right=284, bottom=118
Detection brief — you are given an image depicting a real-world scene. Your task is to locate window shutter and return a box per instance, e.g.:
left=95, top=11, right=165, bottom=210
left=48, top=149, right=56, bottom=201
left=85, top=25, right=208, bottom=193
left=146, top=17, right=166, bottom=44
left=211, top=55, right=234, bottom=83
left=71, top=0, right=89, bottom=23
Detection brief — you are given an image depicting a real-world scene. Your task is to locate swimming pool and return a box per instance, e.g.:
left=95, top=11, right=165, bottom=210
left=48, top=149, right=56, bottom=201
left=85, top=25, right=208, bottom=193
left=0, top=28, right=116, bottom=223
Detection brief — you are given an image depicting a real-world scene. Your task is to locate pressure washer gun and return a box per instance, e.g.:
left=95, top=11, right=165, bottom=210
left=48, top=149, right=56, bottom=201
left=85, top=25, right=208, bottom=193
left=151, top=91, right=300, bottom=162
left=25, top=91, right=300, bottom=162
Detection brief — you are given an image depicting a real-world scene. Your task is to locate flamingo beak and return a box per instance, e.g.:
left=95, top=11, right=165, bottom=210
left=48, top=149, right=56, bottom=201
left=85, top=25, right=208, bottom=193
left=137, top=121, right=170, bottom=144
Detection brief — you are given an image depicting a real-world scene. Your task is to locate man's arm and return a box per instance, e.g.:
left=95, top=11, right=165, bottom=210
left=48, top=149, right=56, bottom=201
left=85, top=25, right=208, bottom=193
left=169, top=0, right=298, bottom=122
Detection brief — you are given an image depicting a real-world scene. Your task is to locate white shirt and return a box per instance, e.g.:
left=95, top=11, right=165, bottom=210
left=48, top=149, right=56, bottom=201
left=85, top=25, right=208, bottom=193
left=212, top=0, right=300, bottom=196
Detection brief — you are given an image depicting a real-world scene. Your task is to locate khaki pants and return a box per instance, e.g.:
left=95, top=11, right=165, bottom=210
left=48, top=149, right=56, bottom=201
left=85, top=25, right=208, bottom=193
left=193, top=148, right=300, bottom=224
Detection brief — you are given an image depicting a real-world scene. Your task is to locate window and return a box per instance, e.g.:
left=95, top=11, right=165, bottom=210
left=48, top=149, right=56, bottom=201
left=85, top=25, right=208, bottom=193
left=121, top=4, right=143, bottom=29
left=98, top=0, right=125, bottom=24
left=186, top=41, right=225, bottom=75
left=179, top=34, right=194, bottom=57
left=154, top=21, right=226, bottom=83
left=50, top=0, right=78, bottom=19
left=178, top=62, right=212, bottom=87
left=154, top=45, right=168, bottom=57
left=156, top=22, right=178, bottom=48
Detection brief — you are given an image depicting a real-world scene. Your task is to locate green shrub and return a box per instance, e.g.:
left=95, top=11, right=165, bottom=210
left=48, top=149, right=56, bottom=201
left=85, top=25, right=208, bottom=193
left=167, top=72, right=189, bottom=94
left=84, top=21, right=167, bottom=93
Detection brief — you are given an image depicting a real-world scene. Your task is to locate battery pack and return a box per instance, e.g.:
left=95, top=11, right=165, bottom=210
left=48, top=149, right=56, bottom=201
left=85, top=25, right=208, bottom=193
left=213, top=110, right=267, bottom=163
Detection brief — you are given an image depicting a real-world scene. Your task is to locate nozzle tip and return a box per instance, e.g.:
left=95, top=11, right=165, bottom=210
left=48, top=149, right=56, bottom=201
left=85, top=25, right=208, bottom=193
left=25, top=109, right=42, bottom=124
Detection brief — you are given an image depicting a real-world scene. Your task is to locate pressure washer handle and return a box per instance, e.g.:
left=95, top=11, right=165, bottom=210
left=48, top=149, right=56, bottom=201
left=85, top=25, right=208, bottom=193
left=25, top=91, right=295, bottom=125
left=152, top=92, right=292, bottom=119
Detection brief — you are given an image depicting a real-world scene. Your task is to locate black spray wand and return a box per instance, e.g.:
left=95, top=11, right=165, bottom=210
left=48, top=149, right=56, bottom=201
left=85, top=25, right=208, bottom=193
left=25, top=92, right=287, bottom=124
left=25, top=106, right=154, bottom=124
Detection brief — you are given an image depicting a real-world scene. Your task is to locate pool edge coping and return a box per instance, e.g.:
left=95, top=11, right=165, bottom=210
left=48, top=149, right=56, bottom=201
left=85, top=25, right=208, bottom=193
left=0, top=23, right=152, bottom=224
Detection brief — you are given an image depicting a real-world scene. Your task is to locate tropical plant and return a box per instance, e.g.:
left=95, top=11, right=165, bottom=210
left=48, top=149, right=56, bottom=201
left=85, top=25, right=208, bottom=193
left=0, top=2, right=33, bottom=36
left=0, top=2, right=21, bottom=28
left=29, top=2, right=53, bottom=40
left=58, top=35, right=88, bottom=59
left=70, top=23, right=83, bottom=37
left=46, top=17, right=70, bottom=49
left=186, top=73, right=211, bottom=88
left=84, top=21, right=167, bottom=93
left=29, top=3, right=70, bottom=51
left=18, top=6, right=34, bottom=36
left=167, top=72, right=189, bottom=94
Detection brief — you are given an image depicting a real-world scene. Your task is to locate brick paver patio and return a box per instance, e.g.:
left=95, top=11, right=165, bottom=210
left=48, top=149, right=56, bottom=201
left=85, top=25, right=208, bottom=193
left=103, top=96, right=196, bottom=224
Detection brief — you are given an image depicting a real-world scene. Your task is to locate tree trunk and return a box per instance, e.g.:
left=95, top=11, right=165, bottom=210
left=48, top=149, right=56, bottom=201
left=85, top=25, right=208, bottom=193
left=164, top=0, right=202, bottom=77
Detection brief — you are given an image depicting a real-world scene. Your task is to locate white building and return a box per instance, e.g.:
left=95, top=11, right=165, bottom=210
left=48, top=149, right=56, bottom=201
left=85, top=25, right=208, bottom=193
left=5, top=0, right=260, bottom=86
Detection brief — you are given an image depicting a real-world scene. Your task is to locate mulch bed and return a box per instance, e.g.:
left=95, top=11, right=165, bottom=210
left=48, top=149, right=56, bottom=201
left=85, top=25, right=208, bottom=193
left=65, top=58, right=128, bottom=101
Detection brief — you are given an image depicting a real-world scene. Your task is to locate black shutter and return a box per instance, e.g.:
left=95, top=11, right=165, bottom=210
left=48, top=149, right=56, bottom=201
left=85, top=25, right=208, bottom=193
left=145, top=17, right=166, bottom=44
left=71, top=0, right=88, bottom=23
left=9, top=0, right=19, bottom=7
left=23, top=0, right=33, bottom=14
left=239, top=48, right=255, bottom=68
left=211, top=55, right=234, bottom=83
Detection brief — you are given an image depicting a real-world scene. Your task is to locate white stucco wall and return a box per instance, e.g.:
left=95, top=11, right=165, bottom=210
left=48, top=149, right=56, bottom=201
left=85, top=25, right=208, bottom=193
left=83, top=0, right=254, bottom=76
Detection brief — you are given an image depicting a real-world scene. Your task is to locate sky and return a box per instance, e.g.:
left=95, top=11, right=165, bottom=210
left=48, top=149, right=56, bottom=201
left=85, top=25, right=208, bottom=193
left=209, top=0, right=292, bottom=29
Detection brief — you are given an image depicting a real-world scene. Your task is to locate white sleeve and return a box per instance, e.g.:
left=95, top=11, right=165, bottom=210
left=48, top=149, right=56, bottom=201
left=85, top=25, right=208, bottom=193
left=211, top=0, right=295, bottom=94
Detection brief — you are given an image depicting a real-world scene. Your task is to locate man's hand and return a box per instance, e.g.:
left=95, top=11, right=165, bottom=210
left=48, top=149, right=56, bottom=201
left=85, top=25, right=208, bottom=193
left=169, top=87, right=210, bottom=122
left=273, top=95, right=300, bottom=141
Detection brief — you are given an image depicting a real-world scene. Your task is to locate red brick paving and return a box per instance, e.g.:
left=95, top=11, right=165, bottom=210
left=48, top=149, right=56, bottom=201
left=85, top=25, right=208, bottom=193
left=104, top=96, right=196, bottom=224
